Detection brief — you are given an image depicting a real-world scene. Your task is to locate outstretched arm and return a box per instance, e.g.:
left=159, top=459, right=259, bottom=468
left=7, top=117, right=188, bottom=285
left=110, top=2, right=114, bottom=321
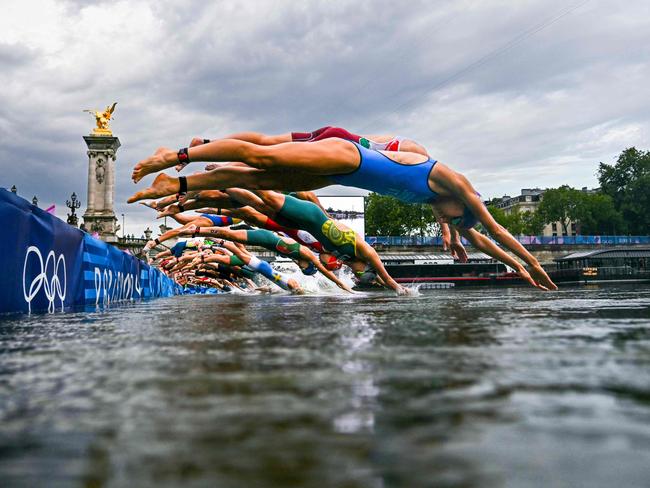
left=306, top=251, right=354, bottom=293
left=357, top=241, right=405, bottom=295
left=459, top=228, right=546, bottom=290
left=448, top=226, right=468, bottom=263
left=443, top=171, right=557, bottom=290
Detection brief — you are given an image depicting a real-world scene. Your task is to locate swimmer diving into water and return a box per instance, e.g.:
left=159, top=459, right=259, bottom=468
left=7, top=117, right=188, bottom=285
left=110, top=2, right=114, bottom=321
left=128, top=134, right=557, bottom=291
left=182, top=127, right=465, bottom=260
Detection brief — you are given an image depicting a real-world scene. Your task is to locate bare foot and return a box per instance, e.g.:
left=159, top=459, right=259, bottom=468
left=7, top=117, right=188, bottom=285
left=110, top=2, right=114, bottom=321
left=143, top=240, right=156, bottom=252
left=127, top=173, right=180, bottom=203
left=156, top=205, right=182, bottom=218
left=132, top=147, right=178, bottom=183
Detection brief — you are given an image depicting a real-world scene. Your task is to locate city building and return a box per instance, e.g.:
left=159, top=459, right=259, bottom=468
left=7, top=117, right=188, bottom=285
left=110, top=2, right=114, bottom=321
left=491, top=187, right=598, bottom=237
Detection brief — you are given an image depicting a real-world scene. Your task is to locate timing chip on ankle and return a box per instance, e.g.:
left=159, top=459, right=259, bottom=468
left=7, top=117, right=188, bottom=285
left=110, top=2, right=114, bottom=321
left=177, top=147, right=190, bottom=167
left=178, top=176, right=188, bottom=196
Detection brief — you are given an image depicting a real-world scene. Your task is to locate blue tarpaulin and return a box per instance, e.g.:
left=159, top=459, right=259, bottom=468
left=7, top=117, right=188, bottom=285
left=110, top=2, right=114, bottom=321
left=1, top=188, right=180, bottom=314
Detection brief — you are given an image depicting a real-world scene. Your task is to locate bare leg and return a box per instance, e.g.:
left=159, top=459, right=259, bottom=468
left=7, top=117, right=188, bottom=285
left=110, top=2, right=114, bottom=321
left=221, top=131, right=292, bottom=145
left=223, top=206, right=269, bottom=228
left=128, top=167, right=330, bottom=203
left=167, top=213, right=202, bottom=226
left=225, top=189, right=279, bottom=216
left=253, top=190, right=286, bottom=213
left=131, top=138, right=358, bottom=183
left=157, top=192, right=241, bottom=217
left=181, top=226, right=249, bottom=244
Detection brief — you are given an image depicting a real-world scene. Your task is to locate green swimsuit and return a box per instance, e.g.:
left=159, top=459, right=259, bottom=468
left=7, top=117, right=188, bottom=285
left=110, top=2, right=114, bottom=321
left=245, top=229, right=302, bottom=260
left=276, top=195, right=358, bottom=260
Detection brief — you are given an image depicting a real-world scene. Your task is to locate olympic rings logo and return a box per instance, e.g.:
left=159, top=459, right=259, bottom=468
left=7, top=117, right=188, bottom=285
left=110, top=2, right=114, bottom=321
left=22, top=246, right=67, bottom=313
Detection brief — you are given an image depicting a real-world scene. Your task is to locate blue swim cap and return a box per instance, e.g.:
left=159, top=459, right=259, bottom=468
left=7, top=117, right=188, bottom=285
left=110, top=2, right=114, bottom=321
left=302, top=262, right=318, bottom=275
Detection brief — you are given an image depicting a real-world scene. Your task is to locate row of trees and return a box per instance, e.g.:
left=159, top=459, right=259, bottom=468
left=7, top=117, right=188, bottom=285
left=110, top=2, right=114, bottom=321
left=364, top=147, right=649, bottom=236
left=598, top=147, right=650, bottom=235
left=364, top=194, right=441, bottom=236
left=486, top=186, right=626, bottom=236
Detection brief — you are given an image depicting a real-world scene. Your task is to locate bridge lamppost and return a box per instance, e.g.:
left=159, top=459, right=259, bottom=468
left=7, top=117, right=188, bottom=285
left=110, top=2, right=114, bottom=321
left=121, top=213, right=125, bottom=238
left=66, top=192, right=81, bottom=226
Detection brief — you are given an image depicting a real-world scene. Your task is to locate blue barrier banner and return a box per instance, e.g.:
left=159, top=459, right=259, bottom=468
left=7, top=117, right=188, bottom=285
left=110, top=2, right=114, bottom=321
left=366, top=235, right=650, bottom=247
left=1, top=189, right=180, bottom=314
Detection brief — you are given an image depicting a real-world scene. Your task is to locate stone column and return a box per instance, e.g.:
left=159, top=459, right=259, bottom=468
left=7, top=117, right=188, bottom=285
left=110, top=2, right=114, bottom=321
left=86, top=150, right=96, bottom=212
left=82, top=135, right=121, bottom=243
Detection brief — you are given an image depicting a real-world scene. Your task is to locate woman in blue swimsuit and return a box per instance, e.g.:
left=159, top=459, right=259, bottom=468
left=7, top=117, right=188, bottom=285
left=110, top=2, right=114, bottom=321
left=128, top=137, right=557, bottom=291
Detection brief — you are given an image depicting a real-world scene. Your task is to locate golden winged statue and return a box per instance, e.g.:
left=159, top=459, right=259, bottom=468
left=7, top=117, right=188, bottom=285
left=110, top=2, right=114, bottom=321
left=83, top=102, right=117, bottom=135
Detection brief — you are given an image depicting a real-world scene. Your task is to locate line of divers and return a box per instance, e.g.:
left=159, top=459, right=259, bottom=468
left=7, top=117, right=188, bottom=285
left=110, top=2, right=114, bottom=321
left=131, top=126, right=558, bottom=294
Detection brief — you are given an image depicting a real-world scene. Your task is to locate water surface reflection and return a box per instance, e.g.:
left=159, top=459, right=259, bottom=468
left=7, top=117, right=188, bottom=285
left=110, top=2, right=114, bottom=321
left=1, top=285, right=650, bottom=487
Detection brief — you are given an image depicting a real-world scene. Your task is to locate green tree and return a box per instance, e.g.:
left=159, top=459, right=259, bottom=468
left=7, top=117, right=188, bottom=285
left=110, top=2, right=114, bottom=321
left=486, top=205, right=508, bottom=227
left=598, top=147, right=650, bottom=234
left=536, top=186, right=584, bottom=234
left=536, top=186, right=625, bottom=235
left=364, top=193, right=439, bottom=236
left=576, top=192, right=625, bottom=235
left=486, top=206, right=544, bottom=235
left=521, top=210, right=545, bottom=235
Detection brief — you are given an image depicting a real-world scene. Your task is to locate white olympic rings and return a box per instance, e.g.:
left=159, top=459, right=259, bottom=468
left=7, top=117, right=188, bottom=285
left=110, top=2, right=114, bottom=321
left=22, top=246, right=67, bottom=313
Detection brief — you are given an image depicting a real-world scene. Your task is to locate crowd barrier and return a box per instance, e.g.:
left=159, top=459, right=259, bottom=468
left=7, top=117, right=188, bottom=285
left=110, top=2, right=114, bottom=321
left=1, top=189, right=181, bottom=314
left=366, top=235, right=650, bottom=247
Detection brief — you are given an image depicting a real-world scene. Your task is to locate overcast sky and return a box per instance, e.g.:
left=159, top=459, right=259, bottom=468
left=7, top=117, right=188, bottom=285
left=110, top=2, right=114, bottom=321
left=1, top=0, right=649, bottom=236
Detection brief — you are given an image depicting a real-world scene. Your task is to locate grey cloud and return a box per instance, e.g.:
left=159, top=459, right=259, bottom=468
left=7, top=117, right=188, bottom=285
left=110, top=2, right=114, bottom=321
left=2, top=0, right=650, bottom=236
left=0, top=42, right=37, bottom=67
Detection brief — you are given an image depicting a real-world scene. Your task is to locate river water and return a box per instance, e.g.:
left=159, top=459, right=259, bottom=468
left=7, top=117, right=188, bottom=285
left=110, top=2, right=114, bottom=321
left=1, top=284, right=650, bottom=487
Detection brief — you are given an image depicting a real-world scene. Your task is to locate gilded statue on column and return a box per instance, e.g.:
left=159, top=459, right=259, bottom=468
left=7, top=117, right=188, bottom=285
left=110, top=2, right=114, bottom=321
left=83, top=102, right=117, bottom=135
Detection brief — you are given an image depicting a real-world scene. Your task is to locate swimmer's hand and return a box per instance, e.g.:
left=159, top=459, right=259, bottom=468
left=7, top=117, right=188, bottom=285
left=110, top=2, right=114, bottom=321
left=450, top=239, right=468, bottom=263
left=395, top=285, right=409, bottom=296
left=442, top=225, right=451, bottom=251
left=528, top=263, right=558, bottom=291
left=517, top=264, right=557, bottom=291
